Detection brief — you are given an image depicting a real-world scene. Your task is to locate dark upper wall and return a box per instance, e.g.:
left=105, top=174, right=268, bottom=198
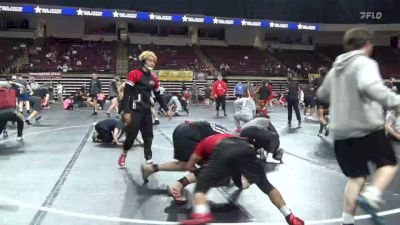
left=3, top=0, right=400, bottom=24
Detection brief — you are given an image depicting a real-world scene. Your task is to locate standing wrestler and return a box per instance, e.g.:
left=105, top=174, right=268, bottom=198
left=118, top=51, right=172, bottom=166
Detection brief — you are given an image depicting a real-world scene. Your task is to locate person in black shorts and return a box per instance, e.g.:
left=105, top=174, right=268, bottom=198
left=286, top=77, right=301, bottom=128
left=140, top=120, right=230, bottom=203
left=106, top=75, right=121, bottom=117
left=25, top=96, right=41, bottom=125
left=180, top=134, right=304, bottom=225
left=315, top=68, right=330, bottom=136
left=317, top=28, right=399, bottom=225
left=317, top=102, right=330, bottom=137
left=258, top=80, right=270, bottom=113
left=92, top=118, right=125, bottom=145
left=87, top=73, right=102, bottom=115
left=303, top=83, right=315, bottom=120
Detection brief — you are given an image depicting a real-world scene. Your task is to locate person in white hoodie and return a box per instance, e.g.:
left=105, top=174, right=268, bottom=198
left=317, top=28, right=399, bottom=225
left=233, top=93, right=256, bottom=133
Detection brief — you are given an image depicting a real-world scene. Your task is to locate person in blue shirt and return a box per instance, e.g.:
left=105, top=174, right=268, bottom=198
left=234, top=81, right=244, bottom=99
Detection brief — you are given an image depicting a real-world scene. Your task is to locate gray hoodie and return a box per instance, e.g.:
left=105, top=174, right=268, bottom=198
left=317, top=50, right=400, bottom=140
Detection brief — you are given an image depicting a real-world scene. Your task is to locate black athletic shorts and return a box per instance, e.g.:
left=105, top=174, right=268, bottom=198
left=316, top=99, right=329, bottom=109
left=195, top=137, right=273, bottom=194
left=173, top=123, right=200, bottom=161
left=304, top=96, right=315, bottom=108
left=29, top=96, right=42, bottom=112
left=334, top=129, right=397, bottom=178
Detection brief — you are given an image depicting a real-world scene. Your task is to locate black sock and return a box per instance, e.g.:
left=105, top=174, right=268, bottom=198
left=319, top=123, right=324, bottom=132
left=178, top=177, right=190, bottom=187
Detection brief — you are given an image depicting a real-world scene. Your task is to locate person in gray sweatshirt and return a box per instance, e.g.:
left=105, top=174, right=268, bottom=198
left=317, top=28, right=399, bottom=225
left=233, top=93, right=256, bottom=133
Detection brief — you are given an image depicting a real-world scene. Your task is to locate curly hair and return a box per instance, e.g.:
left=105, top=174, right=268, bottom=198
left=138, top=51, right=157, bottom=62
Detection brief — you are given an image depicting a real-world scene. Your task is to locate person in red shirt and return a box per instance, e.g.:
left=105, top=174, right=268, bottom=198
left=212, top=75, right=228, bottom=116
left=180, top=134, right=304, bottom=225
left=118, top=51, right=173, bottom=167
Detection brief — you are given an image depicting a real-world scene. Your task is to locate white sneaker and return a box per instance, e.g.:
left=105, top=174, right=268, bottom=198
left=360, top=192, right=383, bottom=209
left=16, top=136, right=23, bottom=141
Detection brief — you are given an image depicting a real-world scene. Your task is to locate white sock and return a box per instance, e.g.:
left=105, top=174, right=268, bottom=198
left=146, top=159, right=153, bottom=164
left=194, top=204, right=210, bottom=214
left=362, top=185, right=382, bottom=201
left=342, top=212, right=354, bottom=224
left=279, top=205, right=291, bottom=217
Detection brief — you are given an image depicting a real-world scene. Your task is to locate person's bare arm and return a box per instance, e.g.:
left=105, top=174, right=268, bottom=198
left=113, top=128, right=123, bottom=145
left=186, top=153, right=202, bottom=172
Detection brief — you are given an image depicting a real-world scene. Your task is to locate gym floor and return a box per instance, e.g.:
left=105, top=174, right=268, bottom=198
left=0, top=103, right=399, bottom=225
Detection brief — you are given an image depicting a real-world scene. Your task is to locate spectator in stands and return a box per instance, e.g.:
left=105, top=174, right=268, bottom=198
left=212, top=75, right=228, bottom=116
left=87, top=73, right=102, bottom=115
left=62, top=64, right=69, bottom=73
left=219, top=63, right=230, bottom=71
left=56, top=81, right=64, bottom=102
left=234, top=81, right=244, bottom=99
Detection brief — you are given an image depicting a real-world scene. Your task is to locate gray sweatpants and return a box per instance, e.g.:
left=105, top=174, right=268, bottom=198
left=234, top=113, right=253, bottom=127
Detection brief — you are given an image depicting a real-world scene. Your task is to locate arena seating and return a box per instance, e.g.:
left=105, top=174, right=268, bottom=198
left=373, top=46, right=400, bottom=78
left=0, top=39, right=27, bottom=73
left=203, top=46, right=285, bottom=77
left=128, top=45, right=208, bottom=72
left=317, top=45, right=400, bottom=78
left=21, top=38, right=116, bottom=73
left=270, top=49, right=330, bottom=76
